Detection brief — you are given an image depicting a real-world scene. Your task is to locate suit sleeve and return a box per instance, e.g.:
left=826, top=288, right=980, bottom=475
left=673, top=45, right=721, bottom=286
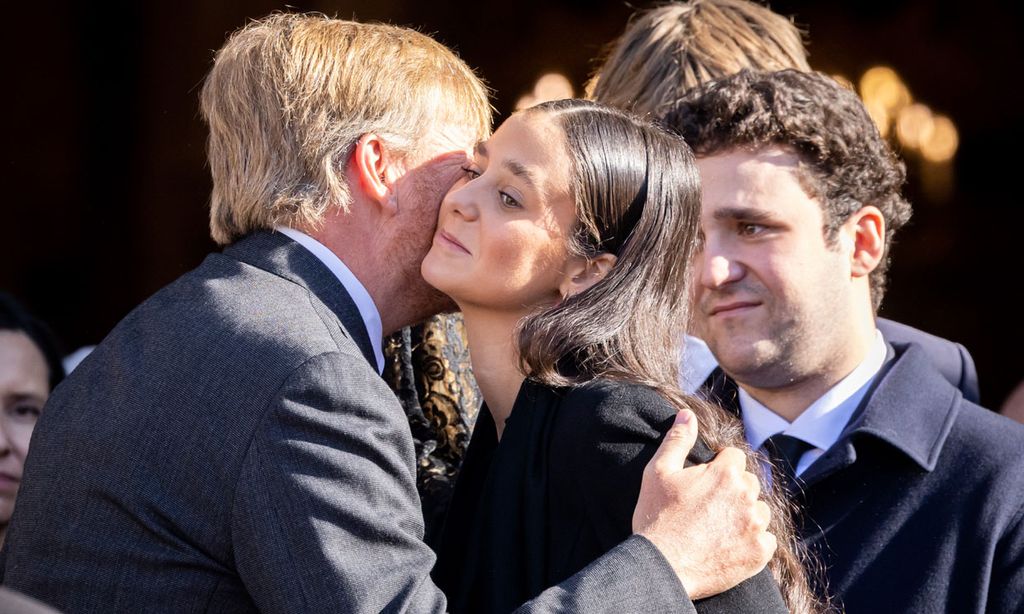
left=230, top=351, right=447, bottom=613
left=513, top=535, right=696, bottom=614
left=230, top=353, right=701, bottom=613
left=552, top=383, right=788, bottom=614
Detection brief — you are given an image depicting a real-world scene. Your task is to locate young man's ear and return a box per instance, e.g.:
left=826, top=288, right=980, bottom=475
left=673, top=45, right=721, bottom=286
left=350, top=134, right=396, bottom=211
left=559, top=253, right=618, bottom=299
left=843, top=205, right=885, bottom=278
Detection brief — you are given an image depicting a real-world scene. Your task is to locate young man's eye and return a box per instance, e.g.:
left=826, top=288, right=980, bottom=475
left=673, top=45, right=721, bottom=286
left=461, top=166, right=481, bottom=180
left=738, top=223, right=766, bottom=236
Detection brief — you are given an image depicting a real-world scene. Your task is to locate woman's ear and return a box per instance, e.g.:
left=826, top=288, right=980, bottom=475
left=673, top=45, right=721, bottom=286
left=559, top=252, right=618, bottom=299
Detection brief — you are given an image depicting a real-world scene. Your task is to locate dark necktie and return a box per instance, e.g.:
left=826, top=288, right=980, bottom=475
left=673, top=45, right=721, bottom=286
left=762, top=433, right=813, bottom=495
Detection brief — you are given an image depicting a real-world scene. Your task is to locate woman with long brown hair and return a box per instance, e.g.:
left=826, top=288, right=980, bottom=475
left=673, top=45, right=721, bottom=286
left=422, top=99, right=823, bottom=613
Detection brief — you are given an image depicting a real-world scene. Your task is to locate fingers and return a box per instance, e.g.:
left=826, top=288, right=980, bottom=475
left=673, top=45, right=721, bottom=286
left=750, top=500, right=771, bottom=533
left=648, top=409, right=699, bottom=477
left=756, top=530, right=778, bottom=570
left=741, top=470, right=762, bottom=503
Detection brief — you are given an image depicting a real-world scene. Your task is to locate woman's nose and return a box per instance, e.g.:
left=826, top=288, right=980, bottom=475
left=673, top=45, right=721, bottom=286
left=444, top=182, right=480, bottom=222
left=0, top=421, right=10, bottom=456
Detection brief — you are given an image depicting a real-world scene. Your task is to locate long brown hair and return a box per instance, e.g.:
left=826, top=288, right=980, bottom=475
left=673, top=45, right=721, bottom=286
left=516, top=99, right=826, bottom=614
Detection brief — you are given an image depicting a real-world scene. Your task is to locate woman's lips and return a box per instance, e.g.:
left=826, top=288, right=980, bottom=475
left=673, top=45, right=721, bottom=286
left=0, top=472, right=20, bottom=492
left=437, top=230, right=471, bottom=255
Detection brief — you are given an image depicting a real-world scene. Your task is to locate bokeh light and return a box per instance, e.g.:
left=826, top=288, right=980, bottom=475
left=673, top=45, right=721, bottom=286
left=920, top=115, right=959, bottom=163
left=896, top=103, right=935, bottom=150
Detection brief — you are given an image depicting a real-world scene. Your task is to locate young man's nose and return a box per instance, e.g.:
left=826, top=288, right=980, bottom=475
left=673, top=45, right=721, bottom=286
left=699, top=251, right=743, bottom=288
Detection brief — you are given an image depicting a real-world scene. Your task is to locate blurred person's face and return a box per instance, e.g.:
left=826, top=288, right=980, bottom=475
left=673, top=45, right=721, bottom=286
left=693, top=147, right=861, bottom=392
left=0, top=330, right=51, bottom=524
left=421, top=112, right=581, bottom=314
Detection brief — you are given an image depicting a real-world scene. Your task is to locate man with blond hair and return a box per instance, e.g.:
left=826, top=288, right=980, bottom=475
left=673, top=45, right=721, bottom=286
left=0, top=13, right=776, bottom=613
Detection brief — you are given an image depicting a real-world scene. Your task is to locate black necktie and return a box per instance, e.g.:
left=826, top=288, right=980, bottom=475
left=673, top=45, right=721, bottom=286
left=762, top=433, right=813, bottom=495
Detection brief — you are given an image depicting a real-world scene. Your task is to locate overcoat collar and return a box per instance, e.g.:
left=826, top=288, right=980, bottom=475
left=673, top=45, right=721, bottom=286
left=801, top=342, right=961, bottom=486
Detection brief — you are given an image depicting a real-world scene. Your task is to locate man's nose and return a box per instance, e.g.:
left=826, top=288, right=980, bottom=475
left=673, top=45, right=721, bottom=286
left=698, top=250, right=743, bottom=288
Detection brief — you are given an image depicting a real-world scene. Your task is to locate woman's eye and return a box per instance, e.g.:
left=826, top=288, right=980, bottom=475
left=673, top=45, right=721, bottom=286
left=9, top=404, right=42, bottom=422
left=461, top=166, right=481, bottom=180
left=499, top=192, right=521, bottom=209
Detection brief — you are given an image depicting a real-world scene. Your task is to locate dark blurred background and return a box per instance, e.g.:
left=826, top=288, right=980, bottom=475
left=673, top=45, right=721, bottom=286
left=3, top=1, right=1022, bottom=407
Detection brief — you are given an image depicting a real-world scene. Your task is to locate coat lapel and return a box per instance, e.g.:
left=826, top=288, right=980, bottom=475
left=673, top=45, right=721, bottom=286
left=800, top=342, right=960, bottom=488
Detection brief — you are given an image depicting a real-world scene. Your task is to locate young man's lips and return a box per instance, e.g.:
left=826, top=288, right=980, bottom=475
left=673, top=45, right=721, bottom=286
left=709, top=301, right=761, bottom=316
left=438, top=230, right=471, bottom=255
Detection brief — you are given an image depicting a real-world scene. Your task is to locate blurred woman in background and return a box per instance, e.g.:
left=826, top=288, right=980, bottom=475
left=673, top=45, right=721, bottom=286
left=0, top=293, right=65, bottom=546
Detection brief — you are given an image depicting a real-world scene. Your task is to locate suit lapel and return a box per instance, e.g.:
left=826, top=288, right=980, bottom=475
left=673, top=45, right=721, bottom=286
left=700, top=367, right=741, bottom=416
left=222, top=231, right=378, bottom=368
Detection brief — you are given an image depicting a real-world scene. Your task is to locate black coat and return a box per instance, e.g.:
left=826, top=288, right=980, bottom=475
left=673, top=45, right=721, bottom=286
left=434, top=378, right=787, bottom=614
left=710, top=342, right=1024, bottom=613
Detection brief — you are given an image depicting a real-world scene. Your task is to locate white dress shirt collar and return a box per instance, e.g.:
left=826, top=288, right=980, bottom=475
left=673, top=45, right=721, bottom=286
left=679, top=335, right=721, bottom=394
left=275, top=227, right=385, bottom=374
left=740, top=330, right=888, bottom=475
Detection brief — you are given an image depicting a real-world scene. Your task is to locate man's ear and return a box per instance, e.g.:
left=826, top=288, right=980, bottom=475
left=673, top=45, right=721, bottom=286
left=350, top=133, right=396, bottom=212
left=559, top=252, right=618, bottom=299
left=844, top=205, right=885, bottom=278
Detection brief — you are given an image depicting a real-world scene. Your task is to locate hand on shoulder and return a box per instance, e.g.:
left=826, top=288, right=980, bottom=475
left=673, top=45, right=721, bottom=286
left=633, top=409, right=776, bottom=599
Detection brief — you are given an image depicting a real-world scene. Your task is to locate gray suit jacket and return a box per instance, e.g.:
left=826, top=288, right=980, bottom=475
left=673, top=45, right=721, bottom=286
left=0, top=231, right=691, bottom=613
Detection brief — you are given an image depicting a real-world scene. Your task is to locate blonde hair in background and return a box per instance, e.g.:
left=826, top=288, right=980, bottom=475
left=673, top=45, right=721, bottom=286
left=201, top=13, right=491, bottom=245
left=587, top=0, right=809, bottom=116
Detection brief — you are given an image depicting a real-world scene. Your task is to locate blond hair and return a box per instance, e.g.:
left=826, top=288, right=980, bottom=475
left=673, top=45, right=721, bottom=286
left=200, top=13, right=491, bottom=245
left=587, top=0, right=808, bottom=116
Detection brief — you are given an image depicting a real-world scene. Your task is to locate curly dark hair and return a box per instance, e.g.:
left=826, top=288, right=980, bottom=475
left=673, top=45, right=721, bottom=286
left=664, top=69, right=912, bottom=311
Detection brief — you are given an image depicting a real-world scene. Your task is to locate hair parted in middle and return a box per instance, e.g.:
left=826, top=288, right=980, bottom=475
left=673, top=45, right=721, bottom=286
left=667, top=69, right=912, bottom=311
left=587, top=0, right=808, bottom=117
left=515, top=99, right=701, bottom=394
left=200, top=13, right=492, bottom=245
left=513, top=99, right=824, bottom=614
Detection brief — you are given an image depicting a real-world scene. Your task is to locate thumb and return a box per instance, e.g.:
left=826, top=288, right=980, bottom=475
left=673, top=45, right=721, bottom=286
left=650, top=409, right=698, bottom=476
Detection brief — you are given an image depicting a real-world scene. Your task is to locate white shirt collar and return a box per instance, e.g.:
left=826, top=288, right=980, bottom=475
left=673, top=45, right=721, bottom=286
left=740, top=330, right=888, bottom=475
left=275, top=227, right=385, bottom=374
left=679, top=335, right=720, bottom=394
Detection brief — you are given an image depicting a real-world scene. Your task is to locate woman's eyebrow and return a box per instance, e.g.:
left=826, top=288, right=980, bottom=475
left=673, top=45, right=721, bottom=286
left=503, top=159, right=539, bottom=192
left=475, top=141, right=539, bottom=192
